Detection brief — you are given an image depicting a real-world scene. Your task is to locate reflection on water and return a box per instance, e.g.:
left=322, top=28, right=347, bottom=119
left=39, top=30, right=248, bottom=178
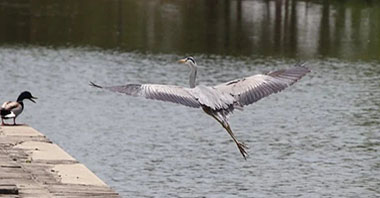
left=0, top=0, right=380, bottom=59
left=0, top=47, right=379, bottom=197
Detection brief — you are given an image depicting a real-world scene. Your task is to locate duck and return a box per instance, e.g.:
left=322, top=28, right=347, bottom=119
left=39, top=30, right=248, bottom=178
left=0, top=91, right=37, bottom=126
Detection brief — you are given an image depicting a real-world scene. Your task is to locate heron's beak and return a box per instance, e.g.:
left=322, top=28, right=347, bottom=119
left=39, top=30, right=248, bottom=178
left=178, top=58, right=187, bottom=64
left=29, top=96, right=38, bottom=103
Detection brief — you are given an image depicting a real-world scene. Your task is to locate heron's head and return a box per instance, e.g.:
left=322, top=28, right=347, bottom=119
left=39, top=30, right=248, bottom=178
left=178, top=56, right=197, bottom=68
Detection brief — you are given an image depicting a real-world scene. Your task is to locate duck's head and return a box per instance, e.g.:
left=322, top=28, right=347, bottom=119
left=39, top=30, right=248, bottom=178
left=17, top=91, right=37, bottom=103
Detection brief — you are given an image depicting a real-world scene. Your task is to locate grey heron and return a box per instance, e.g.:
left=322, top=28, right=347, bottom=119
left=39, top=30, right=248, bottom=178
left=1, top=91, right=37, bottom=125
left=90, top=57, right=310, bottom=159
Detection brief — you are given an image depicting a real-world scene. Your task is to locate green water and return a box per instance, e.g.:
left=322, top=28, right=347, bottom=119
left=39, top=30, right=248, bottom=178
left=1, top=0, right=379, bottom=60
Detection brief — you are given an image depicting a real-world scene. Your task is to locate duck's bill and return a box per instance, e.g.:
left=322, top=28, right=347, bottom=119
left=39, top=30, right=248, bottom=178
left=30, top=96, right=38, bottom=103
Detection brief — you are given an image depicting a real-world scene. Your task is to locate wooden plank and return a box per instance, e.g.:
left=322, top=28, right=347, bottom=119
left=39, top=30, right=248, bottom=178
left=0, top=172, right=32, bottom=179
left=0, top=195, right=19, bottom=198
left=0, top=165, right=22, bottom=168
left=0, top=184, right=19, bottom=195
left=0, top=126, right=120, bottom=198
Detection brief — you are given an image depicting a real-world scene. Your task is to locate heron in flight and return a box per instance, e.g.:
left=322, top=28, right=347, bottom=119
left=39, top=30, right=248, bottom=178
left=91, top=57, right=310, bottom=159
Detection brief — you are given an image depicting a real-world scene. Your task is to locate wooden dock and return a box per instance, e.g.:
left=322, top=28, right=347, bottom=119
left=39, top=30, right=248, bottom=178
left=0, top=125, right=120, bottom=198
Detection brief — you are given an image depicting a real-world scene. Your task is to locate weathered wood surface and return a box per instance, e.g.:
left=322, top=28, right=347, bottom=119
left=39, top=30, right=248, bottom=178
left=0, top=125, right=120, bottom=198
left=0, top=184, right=18, bottom=194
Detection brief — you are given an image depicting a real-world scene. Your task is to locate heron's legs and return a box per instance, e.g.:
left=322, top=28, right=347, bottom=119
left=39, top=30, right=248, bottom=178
left=1, top=118, right=5, bottom=126
left=221, top=122, right=248, bottom=160
left=13, top=118, right=16, bottom=125
left=207, top=113, right=248, bottom=160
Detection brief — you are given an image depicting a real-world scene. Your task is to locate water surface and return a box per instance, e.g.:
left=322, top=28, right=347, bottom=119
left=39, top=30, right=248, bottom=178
left=0, top=47, right=379, bottom=197
left=0, top=0, right=380, bottom=197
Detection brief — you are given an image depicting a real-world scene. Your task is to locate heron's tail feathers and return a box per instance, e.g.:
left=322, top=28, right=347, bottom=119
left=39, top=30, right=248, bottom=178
left=233, top=102, right=244, bottom=111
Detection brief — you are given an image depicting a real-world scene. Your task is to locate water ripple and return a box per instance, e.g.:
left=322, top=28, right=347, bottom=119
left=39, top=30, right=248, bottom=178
left=0, top=47, right=379, bottom=197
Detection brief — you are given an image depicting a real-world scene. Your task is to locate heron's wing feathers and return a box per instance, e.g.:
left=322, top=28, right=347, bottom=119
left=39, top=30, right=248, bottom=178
left=214, top=66, right=310, bottom=106
left=90, top=82, right=200, bottom=108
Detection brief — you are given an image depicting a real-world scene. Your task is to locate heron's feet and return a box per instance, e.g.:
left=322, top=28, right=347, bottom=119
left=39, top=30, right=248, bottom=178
left=237, top=142, right=248, bottom=160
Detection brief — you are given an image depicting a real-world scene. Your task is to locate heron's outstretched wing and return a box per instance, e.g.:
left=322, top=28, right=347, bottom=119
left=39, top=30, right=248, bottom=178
left=90, top=82, right=200, bottom=108
left=214, top=65, right=310, bottom=106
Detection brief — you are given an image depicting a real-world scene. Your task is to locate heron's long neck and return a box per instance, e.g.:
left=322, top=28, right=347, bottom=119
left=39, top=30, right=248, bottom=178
left=189, top=65, right=197, bottom=88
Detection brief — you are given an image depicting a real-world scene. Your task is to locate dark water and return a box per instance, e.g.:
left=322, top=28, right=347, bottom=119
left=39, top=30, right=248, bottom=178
left=1, top=0, right=380, bottom=197
left=1, top=0, right=380, bottom=59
